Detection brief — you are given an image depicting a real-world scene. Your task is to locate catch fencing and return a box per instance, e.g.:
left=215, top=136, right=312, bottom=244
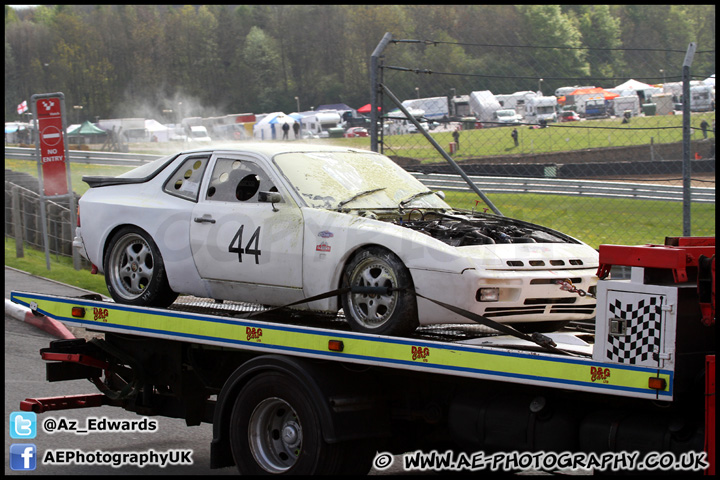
left=5, top=172, right=85, bottom=265
left=369, top=34, right=715, bottom=247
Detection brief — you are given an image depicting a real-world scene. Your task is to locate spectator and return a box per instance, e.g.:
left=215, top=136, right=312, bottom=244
left=282, top=122, right=290, bottom=140
left=293, top=121, right=300, bottom=139
left=700, top=119, right=709, bottom=139
left=452, top=128, right=460, bottom=150
left=511, top=128, right=518, bottom=147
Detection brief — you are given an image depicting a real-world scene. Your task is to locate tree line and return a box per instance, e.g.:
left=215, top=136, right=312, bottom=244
left=4, top=5, right=715, bottom=122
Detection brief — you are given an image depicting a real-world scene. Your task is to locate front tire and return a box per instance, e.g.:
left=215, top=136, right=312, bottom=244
left=103, top=226, right=177, bottom=307
left=341, top=247, right=418, bottom=336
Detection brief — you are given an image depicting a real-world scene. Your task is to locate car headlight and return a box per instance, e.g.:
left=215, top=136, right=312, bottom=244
left=476, top=288, right=500, bottom=302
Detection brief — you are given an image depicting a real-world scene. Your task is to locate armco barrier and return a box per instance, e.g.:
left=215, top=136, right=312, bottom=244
left=5, top=147, right=159, bottom=166
left=411, top=172, right=715, bottom=203
left=7, top=147, right=712, bottom=203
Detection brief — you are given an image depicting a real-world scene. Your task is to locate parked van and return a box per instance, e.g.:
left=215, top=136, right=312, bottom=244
left=189, top=125, right=212, bottom=142
left=524, top=96, right=558, bottom=124
left=493, top=109, right=522, bottom=125
left=583, top=98, right=609, bottom=118
left=494, top=91, right=536, bottom=116
left=611, top=96, right=640, bottom=117
left=300, top=111, right=342, bottom=138
left=690, top=85, right=715, bottom=112
left=401, top=96, right=450, bottom=120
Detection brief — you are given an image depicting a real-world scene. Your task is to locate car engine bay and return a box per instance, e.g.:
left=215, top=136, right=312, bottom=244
left=393, top=210, right=576, bottom=247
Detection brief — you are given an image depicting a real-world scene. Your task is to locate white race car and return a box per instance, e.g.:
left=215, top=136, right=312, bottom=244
left=74, top=144, right=598, bottom=336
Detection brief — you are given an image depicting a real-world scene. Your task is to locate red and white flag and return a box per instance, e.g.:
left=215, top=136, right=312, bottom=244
left=17, top=100, right=28, bottom=114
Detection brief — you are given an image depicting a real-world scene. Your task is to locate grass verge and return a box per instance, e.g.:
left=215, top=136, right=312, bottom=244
left=5, top=237, right=109, bottom=296
left=445, top=190, right=716, bottom=249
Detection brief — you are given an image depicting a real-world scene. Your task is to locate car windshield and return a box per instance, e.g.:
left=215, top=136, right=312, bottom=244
left=273, top=150, right=451, bottom=210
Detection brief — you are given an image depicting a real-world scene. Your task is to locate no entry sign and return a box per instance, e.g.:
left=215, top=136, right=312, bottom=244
left=33, top=94, right=69, bottom=196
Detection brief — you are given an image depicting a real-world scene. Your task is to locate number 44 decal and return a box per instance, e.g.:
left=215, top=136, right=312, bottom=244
left=228, top=225, right=262, bottom=264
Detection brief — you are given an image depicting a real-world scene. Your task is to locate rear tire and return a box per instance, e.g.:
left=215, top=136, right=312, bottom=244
left=229, top=372, right=349, bottom=474
left=103, top=226, right=177, bottom=307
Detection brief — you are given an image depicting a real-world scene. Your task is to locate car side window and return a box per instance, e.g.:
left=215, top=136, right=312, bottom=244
left=206, top=157, right=274, bottom=202
left=163, top=155, right=210, bottom=201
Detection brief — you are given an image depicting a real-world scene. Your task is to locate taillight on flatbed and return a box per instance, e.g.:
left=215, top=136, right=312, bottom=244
left=77, top=206, right=81, bottom=227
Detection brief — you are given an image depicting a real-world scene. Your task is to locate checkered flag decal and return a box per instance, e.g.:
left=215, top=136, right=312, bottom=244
left=606, top=296, right=662, bottom=364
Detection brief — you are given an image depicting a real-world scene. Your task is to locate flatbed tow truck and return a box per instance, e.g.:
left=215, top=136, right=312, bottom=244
left=11, top=237, right=715, bottom=474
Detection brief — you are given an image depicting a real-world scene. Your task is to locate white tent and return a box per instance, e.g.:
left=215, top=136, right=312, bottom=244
left=611, top=79, right=662, bottom=101
left=145, top=119, right=171, bottom=142
left=614, top=79, right=655, bottom=91
left=253, top=112, right=296, bottom=140
left=702, top=74, right=715, bottom=86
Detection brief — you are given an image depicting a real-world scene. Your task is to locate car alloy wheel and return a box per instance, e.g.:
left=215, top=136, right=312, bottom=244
left=104, top=227, right=177, bottom=307
left=341, top=247, right=418, bottom=336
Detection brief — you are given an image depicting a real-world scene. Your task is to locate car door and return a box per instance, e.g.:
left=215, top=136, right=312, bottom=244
left=189, top=154, right=304, bottom=298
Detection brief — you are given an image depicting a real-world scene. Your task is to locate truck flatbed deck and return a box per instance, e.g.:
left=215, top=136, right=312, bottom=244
left=10, top=237, right=714, bottom=475
left=10, top=290, right=672, bottom=401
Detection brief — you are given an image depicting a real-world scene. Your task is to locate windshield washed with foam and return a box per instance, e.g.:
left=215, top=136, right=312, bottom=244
left=273, top=151, right=450, bottom=210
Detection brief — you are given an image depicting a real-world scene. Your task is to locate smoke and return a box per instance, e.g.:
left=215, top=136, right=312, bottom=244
left=112, top=87, right=227, bottom=125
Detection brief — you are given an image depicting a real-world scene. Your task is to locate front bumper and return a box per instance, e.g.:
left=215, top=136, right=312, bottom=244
left=411, top=267, right=598, bottom=326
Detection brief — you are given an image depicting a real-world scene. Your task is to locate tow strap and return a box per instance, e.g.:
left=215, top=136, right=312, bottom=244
left=238, top=286, right=590, bottom=358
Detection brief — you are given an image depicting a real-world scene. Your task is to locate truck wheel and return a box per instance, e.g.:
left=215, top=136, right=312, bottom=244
left=104, top=226, right=177, bottom=307
left=341, top=247, right=418, bottom=336
left=229, top=372, right=347, bottom=474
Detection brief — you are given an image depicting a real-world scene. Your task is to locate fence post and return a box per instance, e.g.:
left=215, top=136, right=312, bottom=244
left=48, top=202, right=57, bottom=256
left=11, top=186, right=24, bottom=258
left=681, top=42, right=697, bottom=236
left=370, top=32, right=393, bottom=153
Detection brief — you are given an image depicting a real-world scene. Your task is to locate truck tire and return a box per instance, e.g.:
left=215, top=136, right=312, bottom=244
left=341, top=246, right=418, bottom=336
left=103, top=226, right=177, bottom=307
left=229, top=371, right=349, bottom=474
